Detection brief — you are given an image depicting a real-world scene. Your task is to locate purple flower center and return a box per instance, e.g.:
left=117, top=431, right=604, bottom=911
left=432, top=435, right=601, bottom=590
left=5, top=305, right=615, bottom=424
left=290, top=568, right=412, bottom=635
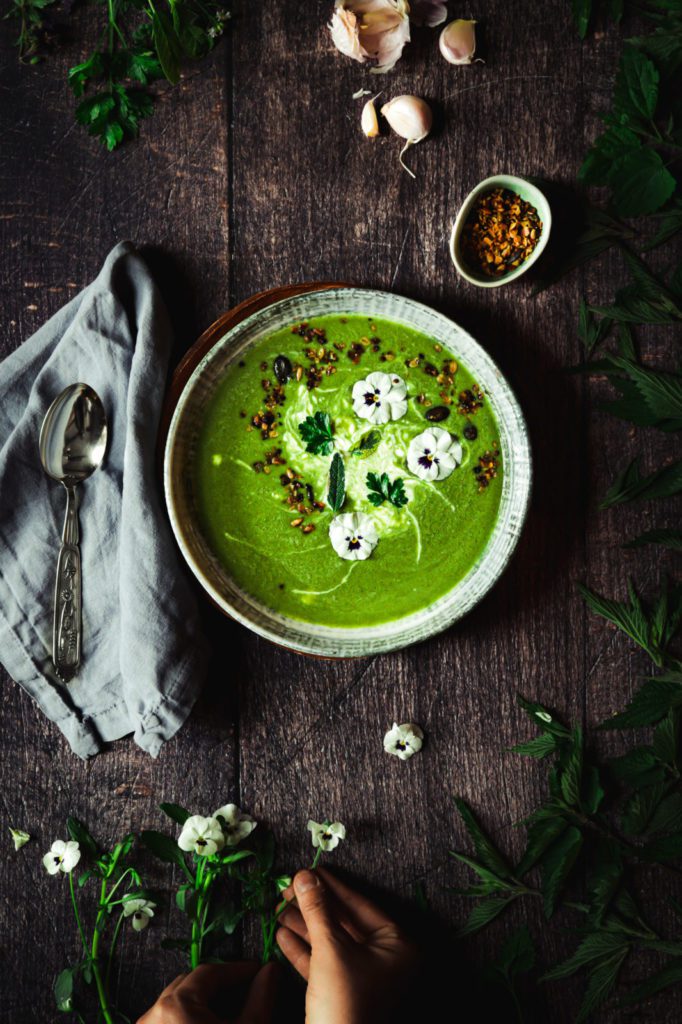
left=364, top=389, right=380, bottom=406
left=347, top=535, right=362, bottom=550
left=418, top=449, right=438, bottom=469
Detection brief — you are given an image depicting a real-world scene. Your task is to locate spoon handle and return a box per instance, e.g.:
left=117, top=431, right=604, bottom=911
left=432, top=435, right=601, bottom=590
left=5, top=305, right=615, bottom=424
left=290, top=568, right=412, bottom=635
left=53, top=484, right=81, bottom=682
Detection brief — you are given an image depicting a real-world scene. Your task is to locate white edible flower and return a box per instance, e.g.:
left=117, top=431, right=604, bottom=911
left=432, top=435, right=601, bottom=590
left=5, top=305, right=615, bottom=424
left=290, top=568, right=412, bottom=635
left=43, top=839, right=81, bottom=875
left=213, top=804, right=257, bottom=847
left=123, top=897, right=157, bottom=931
left=10, top=828, right=30, bottom=851
left=177, top=815, right=225, bottom=857
left=329, top=512, right=378, bottom=561
left=307, top=820, right=346, bottom=852
left=329, top=0, right=411, bottom=74
left=383, top=722, right=424, bottom=760
left=352, top=371, right=407, bottom=424
left=407, top=427, right=462, bottom=481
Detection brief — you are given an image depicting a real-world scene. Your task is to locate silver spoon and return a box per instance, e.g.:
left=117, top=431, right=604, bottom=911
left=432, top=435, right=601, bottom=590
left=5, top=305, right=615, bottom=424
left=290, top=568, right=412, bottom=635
left=39, top=383, right=108, bottom=682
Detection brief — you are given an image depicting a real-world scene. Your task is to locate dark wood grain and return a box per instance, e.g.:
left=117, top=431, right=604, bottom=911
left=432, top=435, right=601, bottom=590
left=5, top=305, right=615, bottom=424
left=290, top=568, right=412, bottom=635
left=0, top=1, right=680, bottom=1021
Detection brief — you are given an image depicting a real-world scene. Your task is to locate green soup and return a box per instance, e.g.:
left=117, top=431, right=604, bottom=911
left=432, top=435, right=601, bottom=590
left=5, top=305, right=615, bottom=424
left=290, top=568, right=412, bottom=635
left=194, top=315, right=503, bottom=627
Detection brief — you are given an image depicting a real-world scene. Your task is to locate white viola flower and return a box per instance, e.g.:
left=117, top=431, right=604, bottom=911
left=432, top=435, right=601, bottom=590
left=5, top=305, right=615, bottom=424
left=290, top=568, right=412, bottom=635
left=407, top=427, right=462, bottom=481
left=329, top=512, right=378, bottom=561
left=10, top=828, right=30, bottom=851
left=352, top=371, right=408, bottom=424
left=177, top=815, right=225, bottom=857
left=383, top=722, right=424, bottom=760
left=213, top=804, right=257, bottom=847
left=307, top=820, right=346, bottom=852
left=123, top=897, right=156, bottom=932
left=43, top=839, right=81, bottom=875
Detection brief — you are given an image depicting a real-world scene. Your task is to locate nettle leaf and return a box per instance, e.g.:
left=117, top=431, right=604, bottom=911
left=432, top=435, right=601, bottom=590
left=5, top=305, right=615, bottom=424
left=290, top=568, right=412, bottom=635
left=457, top=895, right=517, bottom=937
left=653, top=712, right=679, bottom=765
left=641, top=832, right=682, bottom=862
left=571, top=0, right=591, bottom=38
left=611, top=148, right=676, bottom=217
left=509, top=733, right=557, bottom=758
left=613, top=46, right=659, bottom=126
left=559, top=727, right=584, bottom=807
left=517, top=695, right=571, bottom=739
left=608, top=746, right=660, bottom=786
left=587, top=841, right=623, bottom=925
left=579, top=124, right=641, bottom=186
left=647, top=792, right=682, bottom=836
left=542, top=931, right=629, bottom=981
left=596, top=356, right=682, bottom=431
left=495, top=924, right=535, bottom=978
left=578, top=300, right=612, bottom=356
left=454, top=798, right=513, bottom=879
left=67, top=817, right=98, bottom=858
left=327, top=453, right=345, bottom=513
left=517, top=813, right=568, bottom=877
left=160, top=802, right=191, bottom=826
left=620, top=782, right=666, bottom=835
left=541, top=825, right=584, bottom=919
left=584, top=765, right=606, bottom=814
left=643, top=200, right=682, bottom=250
left=449, top=852, right=515, bottom=892
left=625, top=528, right=682, bottom=552
left=619, top=958, right=682, bottom=1007
left=601, top=458, right=682, bottom=508
left=579, top=581, right=653, bottom=655
left=576, top=947, right=630, bottom=1023
left=601, top=676, right=682, bottom=730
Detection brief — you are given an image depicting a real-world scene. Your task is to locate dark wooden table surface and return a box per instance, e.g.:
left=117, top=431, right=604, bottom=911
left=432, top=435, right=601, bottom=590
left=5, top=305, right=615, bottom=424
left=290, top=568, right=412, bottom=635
left=1, top=2, right=679, bottom=1021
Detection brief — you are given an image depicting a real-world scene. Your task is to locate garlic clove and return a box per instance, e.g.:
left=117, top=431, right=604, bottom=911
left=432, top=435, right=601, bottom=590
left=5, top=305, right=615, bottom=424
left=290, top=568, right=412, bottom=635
left=439, top=18, right=479, bottom=65
left=380, top=95, right=433, bottom=178
left=361, top=96, right=381, bottom=137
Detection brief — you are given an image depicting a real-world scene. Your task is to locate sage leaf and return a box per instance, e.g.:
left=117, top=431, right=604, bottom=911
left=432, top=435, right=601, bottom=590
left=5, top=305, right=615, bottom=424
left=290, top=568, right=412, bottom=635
left=327, top=453, right=345, bottom=513
left=350, top=429, right=382, bottom=458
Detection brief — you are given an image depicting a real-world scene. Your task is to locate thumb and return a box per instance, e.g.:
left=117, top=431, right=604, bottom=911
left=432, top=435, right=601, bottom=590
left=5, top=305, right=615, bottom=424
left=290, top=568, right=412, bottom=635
left=292, top=870, right=342, bottom=944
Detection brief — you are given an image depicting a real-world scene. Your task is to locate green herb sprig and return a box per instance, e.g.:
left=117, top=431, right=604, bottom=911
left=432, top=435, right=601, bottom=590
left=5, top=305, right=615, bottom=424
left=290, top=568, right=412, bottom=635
left=366, top=471, right=408, bottom=509
left=351, top=430, right=382, bottom=458
left=298, top=411, right=335, bottom=455
left=11, top=0, right=231, bottom=148
left=4, top=0, right=57, bottom=63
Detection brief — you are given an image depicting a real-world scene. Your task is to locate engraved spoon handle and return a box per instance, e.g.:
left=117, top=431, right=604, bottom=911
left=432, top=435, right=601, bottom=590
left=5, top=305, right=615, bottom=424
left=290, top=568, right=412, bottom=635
left=53, top=484, right=81, bottom=682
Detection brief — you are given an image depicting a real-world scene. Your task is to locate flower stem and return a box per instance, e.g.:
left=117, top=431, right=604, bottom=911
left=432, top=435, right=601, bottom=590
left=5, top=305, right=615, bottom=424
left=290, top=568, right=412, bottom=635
left=91, top=879, right=115, bottom=1024
left=68, top=871, right=90, bottom=960
left=104, top=910, right=125, bottom=997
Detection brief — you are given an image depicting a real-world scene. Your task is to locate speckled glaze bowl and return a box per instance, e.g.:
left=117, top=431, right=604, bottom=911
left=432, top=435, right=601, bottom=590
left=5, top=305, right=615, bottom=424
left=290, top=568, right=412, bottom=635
left=164, top=288, right=532, bottom=658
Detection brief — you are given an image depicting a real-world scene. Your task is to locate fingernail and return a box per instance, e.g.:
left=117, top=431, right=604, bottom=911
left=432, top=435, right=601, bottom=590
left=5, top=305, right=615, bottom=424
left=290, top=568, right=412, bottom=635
left=295, top=870, right=318, bottom=894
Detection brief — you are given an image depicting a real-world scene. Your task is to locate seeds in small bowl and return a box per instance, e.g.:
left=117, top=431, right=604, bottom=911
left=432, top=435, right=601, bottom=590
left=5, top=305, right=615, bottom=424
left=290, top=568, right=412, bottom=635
left=461, top=187, right=542, bottom=279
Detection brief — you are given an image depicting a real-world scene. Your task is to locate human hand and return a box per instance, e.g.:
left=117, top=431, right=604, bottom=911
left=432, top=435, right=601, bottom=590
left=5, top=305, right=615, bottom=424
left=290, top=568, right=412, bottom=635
left=276, top=867, right=419, bottom=1024
left=137, top=961, right=278, bottom=1024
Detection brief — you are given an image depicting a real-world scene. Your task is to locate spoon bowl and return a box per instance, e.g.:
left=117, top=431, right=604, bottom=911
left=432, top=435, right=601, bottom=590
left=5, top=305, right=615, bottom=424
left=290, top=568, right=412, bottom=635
left=39, top=383, right=108, bottom=486
left=39, top=383, right=108, bottom=681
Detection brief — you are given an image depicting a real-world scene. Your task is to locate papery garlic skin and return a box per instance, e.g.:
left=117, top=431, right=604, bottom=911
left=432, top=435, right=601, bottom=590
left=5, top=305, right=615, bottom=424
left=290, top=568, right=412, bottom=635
left=361, top=97, right=380, bottom=137
left=439, top=19, right=478, bottom=65
left=329, top=0, right=411, bottom=74
left=380, top=95, right=433, bottom=178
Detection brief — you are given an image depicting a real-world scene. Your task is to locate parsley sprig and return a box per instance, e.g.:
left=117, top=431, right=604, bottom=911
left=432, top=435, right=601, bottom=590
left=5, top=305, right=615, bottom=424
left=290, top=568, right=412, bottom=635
left=298, top=411, right=335, bottom=455
left=366, top=472, right=408, bottom=509
left=4, top=0, right=57, bottom=63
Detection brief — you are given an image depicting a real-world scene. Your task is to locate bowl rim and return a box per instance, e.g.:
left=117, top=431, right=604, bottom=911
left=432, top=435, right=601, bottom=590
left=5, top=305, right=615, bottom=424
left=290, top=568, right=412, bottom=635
left=450, top=174, right=552, bottom=289
left=164, top=286, right=532, bottom=657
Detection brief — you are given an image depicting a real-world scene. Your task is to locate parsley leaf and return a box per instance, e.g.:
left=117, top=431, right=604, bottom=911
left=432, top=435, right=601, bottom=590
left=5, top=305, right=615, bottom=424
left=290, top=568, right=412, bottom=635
left=298, top=411, right=334, bottom=455
left=327, top=453, right=345, bottom=513
left=366, top=472, right=408, bottom=508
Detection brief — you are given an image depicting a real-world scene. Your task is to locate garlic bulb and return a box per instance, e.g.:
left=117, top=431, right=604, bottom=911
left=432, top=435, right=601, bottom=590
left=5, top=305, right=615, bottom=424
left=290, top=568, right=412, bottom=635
left=380, top=95, right=433, bottom=178
left=361, top=96, right=380, bottom=137
left=439, top=19, right=479, bottom=65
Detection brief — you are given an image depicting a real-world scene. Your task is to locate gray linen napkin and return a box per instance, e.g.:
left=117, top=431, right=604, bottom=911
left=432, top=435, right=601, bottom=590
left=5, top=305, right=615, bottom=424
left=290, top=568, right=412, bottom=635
left=0, top=241, right=209, bottom=758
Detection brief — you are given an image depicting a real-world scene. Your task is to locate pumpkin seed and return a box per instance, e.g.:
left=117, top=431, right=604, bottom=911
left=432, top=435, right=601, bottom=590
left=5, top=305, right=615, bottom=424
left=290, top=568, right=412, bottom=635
left=425, top=405, right=450, bottom=423
left=273, top=355, right=293, bottom=384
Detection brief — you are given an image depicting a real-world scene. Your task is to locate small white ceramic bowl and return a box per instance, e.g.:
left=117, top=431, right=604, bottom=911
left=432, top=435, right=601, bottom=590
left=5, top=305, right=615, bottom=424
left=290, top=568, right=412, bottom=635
left=450, top=174, right=552, bottom=288
left=165, top=288, right=532, bottom=658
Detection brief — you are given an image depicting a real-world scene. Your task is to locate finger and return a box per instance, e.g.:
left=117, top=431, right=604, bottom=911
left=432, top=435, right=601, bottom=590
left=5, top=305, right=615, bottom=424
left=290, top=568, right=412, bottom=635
left=156, top=973, right=189, bottom=999
left=177, top=962, right=260, bottom=1001
left=136, top=973, right=188, bottom=1021
left=237, top=963, right=279, bottom=1024
left=278, top=905, right=309, bottom=942
left=276, top=926, right=311, bottom=980
left=292, top=870, right=345, bottom=945
left=316, top=867, right=396, bottom=933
